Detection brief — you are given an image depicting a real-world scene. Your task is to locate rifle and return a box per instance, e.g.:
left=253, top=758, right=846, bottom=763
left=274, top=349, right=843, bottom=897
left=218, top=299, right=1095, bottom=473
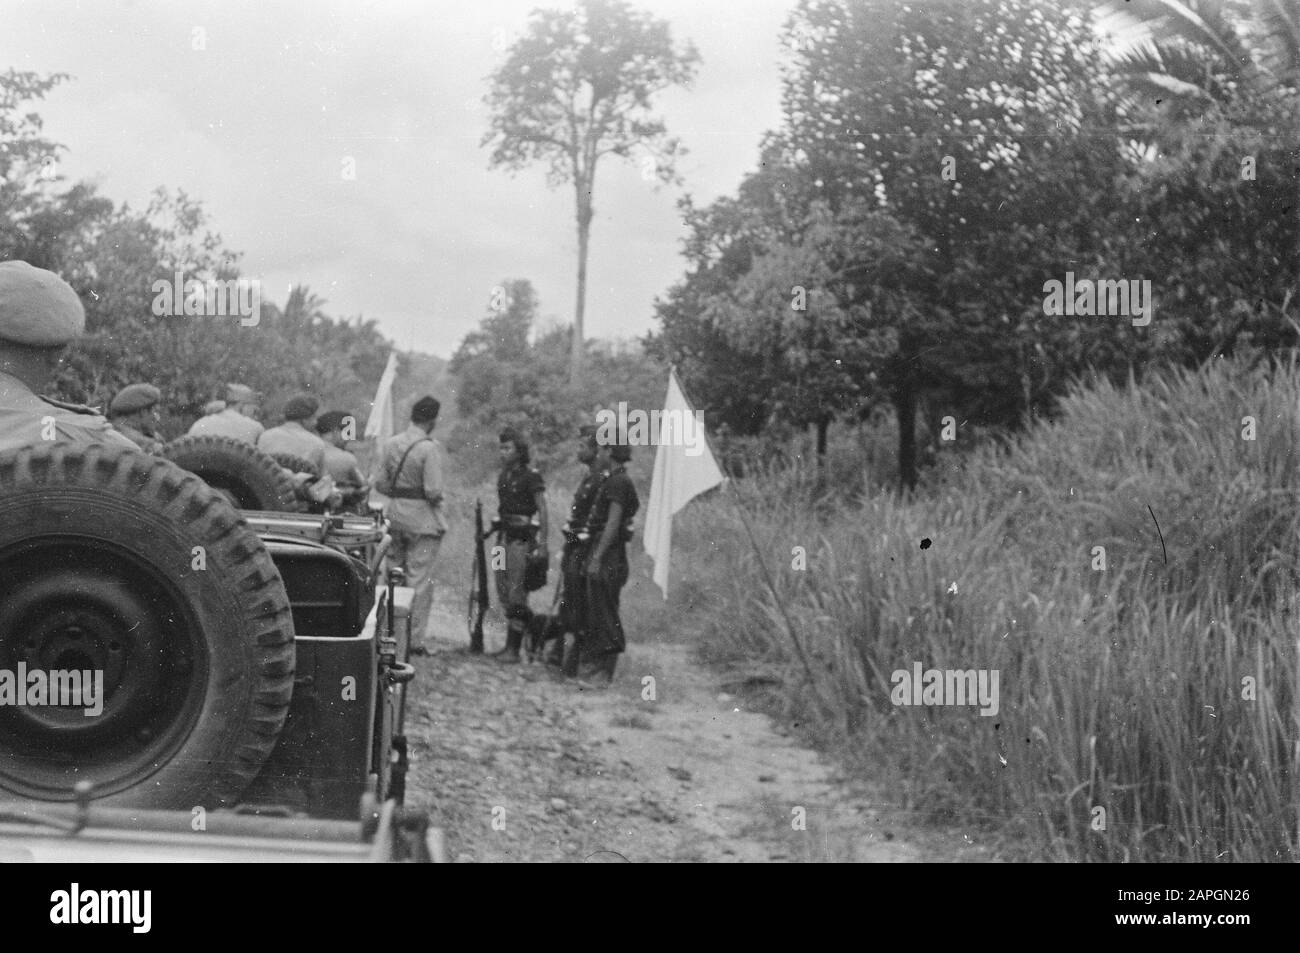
left=467, top=498, right=489, bottom=653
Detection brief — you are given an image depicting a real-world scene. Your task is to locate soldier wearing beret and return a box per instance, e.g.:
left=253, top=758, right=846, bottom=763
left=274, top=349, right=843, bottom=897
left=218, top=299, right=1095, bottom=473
left=578, top=427, right=639, bottom=687
left=552, top=422, right=610, bottom=674
left=491, top=427, right=548, bottom=664
left=316, top=409, right=369, bottom=510
left=257, top=393, right=328, bottom=471
left=107, top=383, right=165, bottom=454
left=0, top=260, right=137, bottom=451
left=188, top=383, right=263, bottom=444
left=372, top=396, right=447, bottom=654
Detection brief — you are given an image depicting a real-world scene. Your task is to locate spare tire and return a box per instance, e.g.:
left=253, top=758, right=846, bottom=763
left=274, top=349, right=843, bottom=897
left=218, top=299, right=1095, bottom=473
left=164, top=435, right=301, bottom=512
left=0, top=442, right=296, bottom=808
left=269, top=452, right=320, bottom=478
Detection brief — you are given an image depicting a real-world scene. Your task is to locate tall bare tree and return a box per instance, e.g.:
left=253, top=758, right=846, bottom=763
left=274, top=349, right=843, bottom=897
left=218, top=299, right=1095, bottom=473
left=482, top=0, right=699, bottom=384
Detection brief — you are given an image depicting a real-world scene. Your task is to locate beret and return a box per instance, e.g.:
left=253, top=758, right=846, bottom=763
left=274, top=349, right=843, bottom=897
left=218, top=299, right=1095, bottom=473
left=225, top=383, right=257, bottom=403
left=109, top=383, right=161, bottom=415
left=499, top=426, right=532, bottom=450
left=411, top=396, right=440, bottom=422
left=315, top=410, right=350, bottom=434
left=203, top=399, right=227, bottom=415
left=0, top=260, right=85, bottom=347
left=283, top=393, right=319, bottom=421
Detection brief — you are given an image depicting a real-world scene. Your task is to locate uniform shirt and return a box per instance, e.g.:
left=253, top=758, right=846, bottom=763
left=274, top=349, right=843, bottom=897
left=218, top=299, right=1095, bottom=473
left=188, top=407, right=264, bottom=445
left=0, top=371, right=139, bottom=451
left=566, top=465, right=609, bottom=535
left=321, top=444, right=365, bottom=486
left=257, top=421, right=328, bottom=470
left=112, top=421, right=164, bottom=454
left=372, top=424, right=447, bottom=536
left=497, top=463, right=545, bottom=517
left=586, top=464, right=639, bottom=544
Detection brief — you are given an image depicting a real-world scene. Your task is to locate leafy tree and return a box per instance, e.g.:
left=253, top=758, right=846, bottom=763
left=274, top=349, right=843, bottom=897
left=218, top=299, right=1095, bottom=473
left=656, top=0, right=1140, bottom=489
left=482, top=0, right=699, bottom=385
left=0, top=69, right=75, bottom=263
left=1099, top=0, right=1300, bottom=357
left=450, top=278, right=538, bottom=373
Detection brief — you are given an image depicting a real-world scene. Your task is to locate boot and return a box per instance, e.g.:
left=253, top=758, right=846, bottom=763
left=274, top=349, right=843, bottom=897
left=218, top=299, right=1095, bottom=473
left=576, top=651, right=617, bottom=687
left=559, top=633, right=578, bottom=678
left=543, top=634, right=565, bottom=668
left=492, top=625, right=523, bottom=663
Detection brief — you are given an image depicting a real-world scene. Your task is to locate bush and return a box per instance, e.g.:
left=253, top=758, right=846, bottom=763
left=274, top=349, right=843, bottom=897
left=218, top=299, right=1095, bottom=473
left=679, top=356, right=1300, bottom=861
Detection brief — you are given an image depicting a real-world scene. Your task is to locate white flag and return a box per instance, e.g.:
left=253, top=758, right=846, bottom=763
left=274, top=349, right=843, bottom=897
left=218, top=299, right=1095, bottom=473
left=644, top=367, right=726, bottom=599
left=364, top=351, right=399, bottom=441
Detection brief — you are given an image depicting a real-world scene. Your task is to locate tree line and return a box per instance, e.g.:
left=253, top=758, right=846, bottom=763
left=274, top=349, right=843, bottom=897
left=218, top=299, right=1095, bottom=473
left=0, top=69, right=393, bottom=435
left=644, top=0, right=1300, bottom=489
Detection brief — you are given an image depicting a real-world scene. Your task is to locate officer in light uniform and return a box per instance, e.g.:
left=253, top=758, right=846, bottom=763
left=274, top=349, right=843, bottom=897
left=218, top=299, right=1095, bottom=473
left=372, top=396, right=447, bottom=655
left=0, top=260, right=138, bottom=451
left=188, top=383, right=264, bottom=444
left=107, top=383, right=165, bottom=454
left=257, top=393, right=328, bottom=471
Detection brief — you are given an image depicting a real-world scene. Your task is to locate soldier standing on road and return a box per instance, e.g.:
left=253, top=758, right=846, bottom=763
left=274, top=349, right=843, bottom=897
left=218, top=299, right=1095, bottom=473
left=0, top=260, right=138, bottom=451
left=257, top=393, right=329, bottom=470
left=553, top=423, right=609, bottom=675
left=188, top=383, right=263, bottom=444
left=107, top=383, right=165, bottom=454
left=372, top=396, right=446, bottom=655
left=491, top=427, right=548, bottom=664
left=579, top=431, right=639, bottom=687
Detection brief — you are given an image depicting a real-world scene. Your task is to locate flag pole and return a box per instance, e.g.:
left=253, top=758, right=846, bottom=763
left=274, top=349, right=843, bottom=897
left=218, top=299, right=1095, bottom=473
left=665, top=363, right=823, bottom=699
left=724, top=476, right=826, bottom=709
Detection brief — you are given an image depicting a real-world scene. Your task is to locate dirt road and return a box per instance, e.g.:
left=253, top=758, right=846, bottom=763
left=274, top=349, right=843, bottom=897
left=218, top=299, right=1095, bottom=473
left=404, top=603, right=997, bottom=862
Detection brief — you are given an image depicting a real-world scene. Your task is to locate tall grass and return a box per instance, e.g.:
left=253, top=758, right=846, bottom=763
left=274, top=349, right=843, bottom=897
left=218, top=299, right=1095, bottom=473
left=680, top=357, right=1300, bottom=861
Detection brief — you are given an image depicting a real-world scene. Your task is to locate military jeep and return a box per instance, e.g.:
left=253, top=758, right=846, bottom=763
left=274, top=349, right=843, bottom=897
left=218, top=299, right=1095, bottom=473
left=0, top=440, right=438, bottom=861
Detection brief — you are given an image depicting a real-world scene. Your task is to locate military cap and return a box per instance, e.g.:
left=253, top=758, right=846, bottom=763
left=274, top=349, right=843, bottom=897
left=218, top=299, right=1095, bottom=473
left=315, top=410, right=350, bottom=434
left=411, top=396, right=440, bottom=423
left=109, top=383, right=161, bottom=416
left=283, top=393, right=319, bottom=421
left=225, top=383, right=257, bottom=404
left=0, top=260, right=85, bottom=347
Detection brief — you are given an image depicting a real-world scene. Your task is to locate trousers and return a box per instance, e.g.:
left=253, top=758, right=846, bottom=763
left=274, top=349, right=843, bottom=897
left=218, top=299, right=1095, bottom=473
left=584, top=545, right=629, bottom=659
left=386, top=528, right=442, bottom=649
left=494, top=536, right=532, bottom=633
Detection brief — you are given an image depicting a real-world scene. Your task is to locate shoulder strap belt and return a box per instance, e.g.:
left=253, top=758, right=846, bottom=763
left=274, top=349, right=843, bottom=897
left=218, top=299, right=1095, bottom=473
left=388, top=437, right=431, bottom=498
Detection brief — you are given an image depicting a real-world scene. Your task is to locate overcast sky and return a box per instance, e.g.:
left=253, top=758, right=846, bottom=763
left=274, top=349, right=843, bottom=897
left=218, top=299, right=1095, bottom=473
left=2, top=0, right=794, bottom=358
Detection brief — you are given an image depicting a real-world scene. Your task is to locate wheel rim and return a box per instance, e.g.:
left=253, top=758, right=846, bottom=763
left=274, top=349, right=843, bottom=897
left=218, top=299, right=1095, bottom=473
left=0, top=537, right=208, bottom=800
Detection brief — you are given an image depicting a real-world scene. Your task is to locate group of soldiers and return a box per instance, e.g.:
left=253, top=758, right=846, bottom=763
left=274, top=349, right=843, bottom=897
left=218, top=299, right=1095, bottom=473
left=371, top=401, right=639, bottom=687
left=0, top=259, right=639, bottom=688
left=486, top=422, right=639, bottom=685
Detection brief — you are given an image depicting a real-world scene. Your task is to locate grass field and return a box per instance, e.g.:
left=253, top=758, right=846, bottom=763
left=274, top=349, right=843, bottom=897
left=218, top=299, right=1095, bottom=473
left=659, top=357, right=1300, bottom=862
left=419, top=356, right=1299, bottom=861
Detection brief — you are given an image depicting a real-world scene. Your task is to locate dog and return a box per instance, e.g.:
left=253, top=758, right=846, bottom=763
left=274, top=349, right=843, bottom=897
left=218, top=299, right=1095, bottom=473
left=524, top=611, right=565, bottom=665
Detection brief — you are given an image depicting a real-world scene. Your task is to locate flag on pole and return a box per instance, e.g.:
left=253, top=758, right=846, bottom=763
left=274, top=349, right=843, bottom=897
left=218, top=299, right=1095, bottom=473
left=644, top=366, right=726, bottom=599
left=364, top=351, right=399, bottom=442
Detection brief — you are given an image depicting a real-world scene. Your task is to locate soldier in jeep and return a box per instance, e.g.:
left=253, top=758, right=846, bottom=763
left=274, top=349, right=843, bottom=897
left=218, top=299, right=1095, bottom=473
left=188, top=382, right=264, bottom=444
left=107, top=383, right=166, bottom=454
left=0, top=260, right=138, bottom=451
